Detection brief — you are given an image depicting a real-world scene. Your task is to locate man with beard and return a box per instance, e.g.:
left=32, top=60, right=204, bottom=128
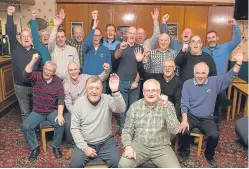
left=203, top=18, right=241, bottom=125
left=175, top=35, right=217, bottom=83
left=63, top=62, right=109, bottom=160
left=178, top=50, right=244, bottom=167
left=23, top=53, right=65, bottom=161
left=6, top=6, right=43, bottom=122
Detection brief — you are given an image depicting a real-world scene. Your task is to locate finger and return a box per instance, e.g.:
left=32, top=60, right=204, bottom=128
left=133, top=152, right=136, bottom=159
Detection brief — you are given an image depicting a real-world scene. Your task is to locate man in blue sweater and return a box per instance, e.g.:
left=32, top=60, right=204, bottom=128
left=82, top=10, right=112, bottom=93
left=178, top=49, right=244, bottom=167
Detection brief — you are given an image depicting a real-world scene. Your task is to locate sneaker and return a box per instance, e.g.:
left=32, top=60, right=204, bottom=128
left=28, top=146, right=40, bottom=162
left=178, top=155, right=189, bottom=163
left=206, top=158, right=218, bottom=168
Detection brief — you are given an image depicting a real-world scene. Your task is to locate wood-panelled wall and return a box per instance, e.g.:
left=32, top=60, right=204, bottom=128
left=57, top=3, right=234, bottom=45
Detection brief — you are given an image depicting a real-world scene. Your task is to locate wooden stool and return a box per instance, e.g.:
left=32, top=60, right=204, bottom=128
left=174, top=128, right=204, bottom=157
left=40, top=121, right=55, bottom=153
left=85, top=157, right=108, bottom=168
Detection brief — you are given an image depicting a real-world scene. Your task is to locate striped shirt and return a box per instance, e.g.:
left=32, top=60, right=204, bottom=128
left=143, top=48, right=177, bottom=73
left=23, top=71, right=65, bottom=114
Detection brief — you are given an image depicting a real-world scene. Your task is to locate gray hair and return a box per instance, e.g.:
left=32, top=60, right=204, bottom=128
left=193, top=62, right=210, bottom=75
left=45, top=61, right=57, bottom=71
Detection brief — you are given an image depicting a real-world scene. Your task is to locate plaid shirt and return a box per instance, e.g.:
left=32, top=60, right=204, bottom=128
left=144, top=48, right=177, bottom=73
left=122, top=99, right=180, bottom=148
left=66, top=38, right=84, bottom=69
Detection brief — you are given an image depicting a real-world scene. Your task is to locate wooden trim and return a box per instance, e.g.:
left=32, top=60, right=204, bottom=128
left=1, top=65, right=14, bottom=100
left=56, top=0, right=234, bottom=6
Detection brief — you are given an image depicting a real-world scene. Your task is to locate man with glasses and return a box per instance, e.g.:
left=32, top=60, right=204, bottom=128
left=175, top=35, right=217, bottom=82
left=119, top=79, right=181, bottom=168
left=22, top=53, right=65, bottom=161
left=82, top=10, right=112, bottom=93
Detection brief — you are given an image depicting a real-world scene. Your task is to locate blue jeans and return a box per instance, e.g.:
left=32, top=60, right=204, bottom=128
left=23, top=110, right=64, bottom=150
left=119, top=80, right=140, bottom=128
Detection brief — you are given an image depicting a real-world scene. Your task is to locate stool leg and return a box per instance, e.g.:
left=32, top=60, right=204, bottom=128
left=226, top=85, right=232, bottom=121
left=237, top=92, right=242, bottom=114
left=232, top=89, right=238, bottom=119
left=244, top=97, right=248, bottom=117
left=197, top=135, right=204, bottom=157
left=41, top=130, right=47, bottom=152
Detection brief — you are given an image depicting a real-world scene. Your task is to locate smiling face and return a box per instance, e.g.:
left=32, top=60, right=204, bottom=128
left=86, top=76, right=103, bottom=104
left=106, top=25, right=116, bottom=40
left=127, top=26, right=137, bottom=44
left=182, top=28, right=193, bottom=43
left=136, top=28, right=146, bottom=44
left=194, top=62, right=209, bottom=85
left=158, top=33, right=170, bottom=51
left=73, top=26, right=85, bottom=43
left=20, top=30, right=32, bottom=49
left=40, top=30, right=49, bottom=45
left=207, top=31, right=219, bottom=48
left=143, top=79, right=161, bottom=106
left=68, top=62, right=80, bottom=81
left=190, top=35, right=203, bottom=55
left=93, top=29, right=102, bottom=46
left=162, top=60, right=175, bottom=78
left=43, top=61, right=56, bottom=81
left=56, top=30, right=66, bottom=48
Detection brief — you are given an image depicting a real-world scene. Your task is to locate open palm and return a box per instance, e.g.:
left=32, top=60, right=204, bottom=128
left=109, top=73, right=120, bottom=92
left=134, top=47, right=144, bottom=62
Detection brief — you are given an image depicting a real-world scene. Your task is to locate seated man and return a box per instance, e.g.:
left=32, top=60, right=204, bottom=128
left=119, top=79, right=181, bottom=168
left=22, top=54, right=65, bottom=161
left=178, top=50, right=244, bottom=167
left=69, top=74, right=126, bottom=168
left=63, top=62, right=109, bottom=160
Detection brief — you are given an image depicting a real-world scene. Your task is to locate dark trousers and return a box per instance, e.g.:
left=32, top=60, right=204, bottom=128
left=64, top=112, right=74, bottom=148
left=214, top=90, right=226, bottom=129
left=69, top=136, right=120, bottom=168
left=179, top=114, right=219, bottom=160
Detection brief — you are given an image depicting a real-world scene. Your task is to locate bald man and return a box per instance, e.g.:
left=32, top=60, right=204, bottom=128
left=6, top=6, right=43, bottom=122
left=114, top=26, right=143, bottom=128
left=143, top=33, right=177, bottom=73
left=178, top=50, right=244, bottom=167
left=119, top=79, right=180, bottom=168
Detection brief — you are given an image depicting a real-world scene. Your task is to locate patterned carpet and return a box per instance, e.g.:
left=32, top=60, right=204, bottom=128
left=0, top=107, right=248, bottom=168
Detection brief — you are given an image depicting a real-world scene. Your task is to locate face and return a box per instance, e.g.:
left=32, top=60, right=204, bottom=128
left=207, top=32, right=219, bottom=48
left=40, top=30, right=49, bottom=45
left=127, top=27, right=137, bottom=44
left=68, top=63, right=80, bottom=81
left=190, top=36, right=203, bottom=55
left=163, top=60, right=175, bottom=77
left=43, top=64, right=56, bottom=81
left=143, top=82, right=161, bottom=105
left=93, top=29, right=102, bottom=45
left=159, top=34, right=170, bottom=51
left=86, top=80, right=103, bottom=104
left=182, top=28, right=193, bottom=43
left=73, top=27, right=85, bottom=42
left=106, top=25, right=116, bottom=40
left=56, top=31, right=66, bottom=48
left=20, top=30, right=32, bottom=49
left=136, top=28, right=146, bottom=44
left=194, top=64, right=209, bottom=85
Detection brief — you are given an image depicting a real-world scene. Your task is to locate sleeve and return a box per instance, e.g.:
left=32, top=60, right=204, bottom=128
left=57, top=81, right=65, bottom=105
left=180, top=82, right=190, bottom=114
left=64, top=81, right=74, bottom=113
left=165, top=101, right=180, bottom=135
left=73, top=48, right=80, bottom=67
left=143, top=54, right=152, bottom=71
left=30, top=19, right=42, bottom=49
left=226, top=25, right=242, bottom=53
left=66, top=37, right=74, bottom=46
left=108, top=93, right=126, bottom=113
left=23, top=71, right=38, bottom=82
left=137, top=61, right=155, bottom=80
left=48, top=25, right=58, bottom=52
left=6, top=15, right=17, bottom=53
left=207, top=54, right=217, bottom=76
left=170, top=39, right=180, bottom=52
left=215, top=69, right=238, bottom=93
left=82, top=29, right=94, bottom=53
left=106, top=49, right=112, bottom=73
left=121, top=105, right=135, bottom=148
left=161, top=23, right=167, bottom=33
left=71, top=103, right=88, bottom=151
left=175, top=50, right=187, bottom=68
left=147, top=22, right=160, bottom=50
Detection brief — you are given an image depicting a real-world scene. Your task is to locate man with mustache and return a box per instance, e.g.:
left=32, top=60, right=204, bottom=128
left=6, top=6, right=43, bottom=122
left=203, top=18, right=241, bottom=126
left=175, top=35, right=217, bottom=83
left=178, top=50, right=244, bottom=167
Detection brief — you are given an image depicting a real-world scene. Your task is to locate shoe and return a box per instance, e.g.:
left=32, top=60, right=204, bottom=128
left=206, top=158, right=218, bottom=168
left=53, top=147, right=62, bottom=158
left=28, top=146, right=40, bottom=162
left=65, top=148, right=73, bottom=160
left=178, top=155, right=189, bottom=163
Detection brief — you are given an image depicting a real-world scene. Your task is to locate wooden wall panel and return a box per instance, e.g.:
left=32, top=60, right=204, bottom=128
left=207, top=6, right=234, bottom=44
left=161, top=6, right=185, bottom=40
left=135, top=5, right=161, bottom=39
left=112, top=5, right=137, bottom=27
left=184, top=6, right=208, bottom=45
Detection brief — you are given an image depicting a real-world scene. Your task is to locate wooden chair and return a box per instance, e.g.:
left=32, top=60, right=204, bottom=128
left=85, top=157, right=108, bottom=168
left=175, top=128, right=204, bottom=157
left=40, top=120, right=55, bottom=153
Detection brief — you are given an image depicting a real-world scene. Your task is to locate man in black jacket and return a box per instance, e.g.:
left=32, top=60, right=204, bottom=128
left=6, top=6, right=43, bottom=122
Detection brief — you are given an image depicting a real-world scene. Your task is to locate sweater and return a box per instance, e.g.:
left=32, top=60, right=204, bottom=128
left=71, top=93, right=126, bottom=150
left=175, top=50, right=217, bottom=82
left=181, top=69, right=238, bottom=118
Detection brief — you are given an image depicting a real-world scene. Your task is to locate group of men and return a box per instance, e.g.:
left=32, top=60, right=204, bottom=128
left=6, top=4, right=243, bottom=168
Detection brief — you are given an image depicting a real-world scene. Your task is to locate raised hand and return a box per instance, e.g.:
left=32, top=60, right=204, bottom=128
left=92, top=19, right=99, bottom=29
left=182, top=43, right=189, bottom=53
left=31, top=53, right=40, bottom=64
left=103, top=63, right=110, bottom=73
left=59, top=9, right=66, bottom=21
left=134, top=47, right=144, bottom=62
left=92, top=10, right=98, bottom=20
left=120, top=41, right=128, bottom=50
left=31, top=10, right=38, bottom=20
left=109, top=73, right=120, bottom=92
left=228, top=18, right=237, bottom=26
left=53, top=15, right=62, bottom=26
left=83, top=147, right=97, bottom=158
left=7, top=6, right=15, bottom=15
left=233, top=48, right=244, bottom=64
left=162, top=14, right=169, bottom=24
left=151, top=8, right=159, bottom=22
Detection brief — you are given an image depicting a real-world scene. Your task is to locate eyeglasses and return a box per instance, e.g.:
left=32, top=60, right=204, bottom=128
left=143, top=89, right=159, bottom=94
left=190, top=40, right=201, bottom=44
left=94, top=34, right=101, bottom=37
left=164, top=66, right=174, bottom=69
left=43, top=67, right=55, bottom=73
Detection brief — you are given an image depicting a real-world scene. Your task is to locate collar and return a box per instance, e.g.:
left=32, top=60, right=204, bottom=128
left=142, top=98, right=160, bottom=109
left=155, top=48, right=170, bottom=53
left=208, top=44, right=220, bottom=50
left=193, top=79, right=208, bottom=86
left=42, top=74, right=55, bottom=84
left=104, top=38, right=116, bottom=44
left=164, top=74, right=175, bottom=82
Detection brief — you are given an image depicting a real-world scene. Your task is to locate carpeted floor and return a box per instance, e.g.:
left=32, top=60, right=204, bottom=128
left=0, top=107, right=248, bottom=168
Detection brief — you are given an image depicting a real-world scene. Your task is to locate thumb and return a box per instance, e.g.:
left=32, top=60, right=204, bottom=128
left=54, top=117, right=58, bottom=122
